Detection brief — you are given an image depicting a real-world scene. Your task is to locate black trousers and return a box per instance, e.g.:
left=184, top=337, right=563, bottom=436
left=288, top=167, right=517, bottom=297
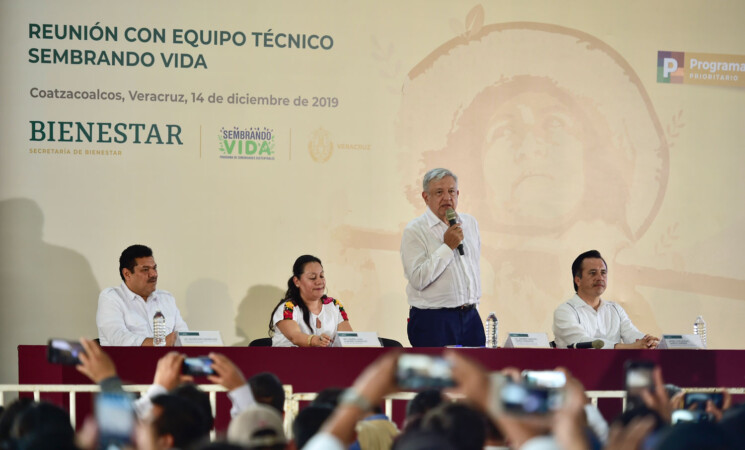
left=407, top=305, right=486, bottom=347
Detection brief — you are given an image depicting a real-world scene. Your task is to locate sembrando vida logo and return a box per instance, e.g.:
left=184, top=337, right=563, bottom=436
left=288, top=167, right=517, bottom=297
left=218, top=126, right=275, bottom=160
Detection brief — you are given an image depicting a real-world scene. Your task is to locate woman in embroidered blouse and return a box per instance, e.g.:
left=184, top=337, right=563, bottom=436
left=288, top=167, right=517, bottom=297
left=269, top=254, right=353, bottom=347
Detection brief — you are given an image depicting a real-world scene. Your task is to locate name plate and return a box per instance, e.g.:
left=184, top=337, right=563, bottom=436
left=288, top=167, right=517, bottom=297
left=503, top=332, right=550, bottom=349
left=176, top=331, right=224, bottom=347
left=657, top=334, right=704, bottom=349
left=333, top=332, right=382, bottom=347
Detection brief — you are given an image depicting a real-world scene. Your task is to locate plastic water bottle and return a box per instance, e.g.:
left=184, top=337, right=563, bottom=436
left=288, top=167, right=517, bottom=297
left=153, top=310, right=166, bottom=347
left=485, top=312, right=498, bottom=348
left=693, top=315, right=707, bottom=349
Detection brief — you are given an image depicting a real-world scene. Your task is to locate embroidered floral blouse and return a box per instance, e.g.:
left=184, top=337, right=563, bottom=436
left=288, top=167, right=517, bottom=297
left=271, top=296, right=349, bottom=347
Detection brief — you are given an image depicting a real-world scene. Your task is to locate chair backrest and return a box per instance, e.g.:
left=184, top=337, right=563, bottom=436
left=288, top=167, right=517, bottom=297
left=249, top=337, right=273, bottom=347
left=378, top=337, right=403, bottom=347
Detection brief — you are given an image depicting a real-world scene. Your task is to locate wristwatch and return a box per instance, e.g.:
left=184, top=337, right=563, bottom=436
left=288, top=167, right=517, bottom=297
left=339, top=388, right=373, bottom=412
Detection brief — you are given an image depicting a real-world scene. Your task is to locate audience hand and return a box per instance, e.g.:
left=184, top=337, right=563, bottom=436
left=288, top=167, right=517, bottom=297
left=443, top=349, right=491, bottom=411
left=75, top=416, right=98, bottom=450
left=640, top=367, right=673, bottom=422
left=153, top=352, right=192, bottom=390
left=444, top=355, right=550, bottom=449
left=552, top=368, right=590, bottom=450
left=705, top=391, right=731, bottom=422
left=489, top=369, right=552, bottom=448
left=207, top=352, right=246, bottom=391
left=76, top=338, right=117, bottom=383
left=351, top=350, right=399, bottom=405
left=605, top=416, right=655, bottom=450
left=670, top=390, right=685, bottom=411
left=318, top=351, right=400, bottom=446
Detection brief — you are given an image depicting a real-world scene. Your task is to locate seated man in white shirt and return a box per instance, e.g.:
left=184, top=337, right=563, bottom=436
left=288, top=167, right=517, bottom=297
left=97, top=244, right=188, bottom=346
left=553, top=250, right=659, bottom=349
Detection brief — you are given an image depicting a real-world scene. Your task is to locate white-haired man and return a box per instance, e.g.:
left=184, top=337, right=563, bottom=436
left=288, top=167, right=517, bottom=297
left=401, top=168, right=485, bottom=347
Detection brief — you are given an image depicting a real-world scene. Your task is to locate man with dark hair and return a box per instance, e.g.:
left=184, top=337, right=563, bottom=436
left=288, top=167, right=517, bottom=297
left=420, top=403, right=486, bottom=450
left=0, top=398, right=33, bottom=445
left=403, top=389, right=445, bottom=431
left=553, top=250, right=659, bottom=349
left=292, top=404, right=335, bottom=449
left=96, top=244, right=188, bottom=346
left=149, top=394, right=210, bottom=449
left=248, top=372, right=286, bottom=414
left=9, top=402, right=78, bottom=450
left=406, top=389, right=444, bottom=419
left=171, top=383, right=215, bottom=434
left=310, top=387, right=344, bottom=409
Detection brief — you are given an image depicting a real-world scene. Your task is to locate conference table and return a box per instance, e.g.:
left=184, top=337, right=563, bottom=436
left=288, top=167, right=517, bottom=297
left=17, top=345, right=745, bottom=431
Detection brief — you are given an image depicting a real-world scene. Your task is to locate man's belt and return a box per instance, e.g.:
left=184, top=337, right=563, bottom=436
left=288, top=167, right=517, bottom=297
left=412, top=304, right=476, bottom=312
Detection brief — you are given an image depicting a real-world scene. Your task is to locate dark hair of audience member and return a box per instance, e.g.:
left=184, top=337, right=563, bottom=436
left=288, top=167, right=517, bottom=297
left=714, top=403, right=745, bottom=449
left=268, top=254, right=323, bottom=335
left=171, top=383, right=214, bottom=433
left=657, top=421, right=736, bottom=450
left=420, top=403, right=486, bottom=450
left=310, top=387, right=344, bottom=409
left=197, top=443, right=246, bottom=450
left=613, top=406, right=666, bottom=434
left=484, top=414, right=506, bottom=447
left=10, top=402, right=77, bottom=449
left=248, top=372, right=286, bottom=414
left=406, top=390, right=444, bottom=419
left=0, top=397, right=34, bottom=444
left=151, top=394, right=209, bottom=449
left=118, top=244, right=153, bottom=281
left=402, top=389, right=445, bottom=432
left=292, top=404, right=334, bottom=450
left=392, top=429, right=458, bottom=450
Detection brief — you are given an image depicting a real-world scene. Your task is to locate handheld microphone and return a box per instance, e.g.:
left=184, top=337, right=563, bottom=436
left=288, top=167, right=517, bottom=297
left=567, top=340, right=604, bottom=349
left=445, top=208, right=464, bottom=255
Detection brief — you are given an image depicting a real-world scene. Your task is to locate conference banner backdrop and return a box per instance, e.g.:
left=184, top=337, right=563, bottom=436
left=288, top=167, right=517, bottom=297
left=1, top=0, right=744, bottom=382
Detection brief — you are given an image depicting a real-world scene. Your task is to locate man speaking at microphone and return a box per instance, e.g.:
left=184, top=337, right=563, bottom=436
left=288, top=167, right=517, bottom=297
left=401, top=168, right=485, bottom=347
left=553, top=250, right=659, bottom=349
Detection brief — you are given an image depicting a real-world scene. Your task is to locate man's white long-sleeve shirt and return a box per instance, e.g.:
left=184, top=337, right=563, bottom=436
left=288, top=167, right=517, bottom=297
left=401, top=208, right=481, bottom=309
left=134, top=383, right=255, bottom=420
left=97, top=282, right=189, bottom=346
left=552, top=294, right=645, bottom=349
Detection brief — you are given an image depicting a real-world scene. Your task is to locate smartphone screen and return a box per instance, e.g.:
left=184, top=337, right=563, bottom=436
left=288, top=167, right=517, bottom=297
left=396, top=354, right=455, bottom=390
left=672, top=409, right=714, bottom=424
left=684, top=392, right=724, bottom=411
left=522, top=371, right=567, bottom=389
left=46, top=338, right=85, bottom=365
left=96, top=392, right=135, bottom=448
left=182, top=357, right=215, bottom=376
left=500, top=380, right=564, bottom=414
left=625, top=360, right=655, bottom=410
left=626, top=366, right=653, bottom=390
